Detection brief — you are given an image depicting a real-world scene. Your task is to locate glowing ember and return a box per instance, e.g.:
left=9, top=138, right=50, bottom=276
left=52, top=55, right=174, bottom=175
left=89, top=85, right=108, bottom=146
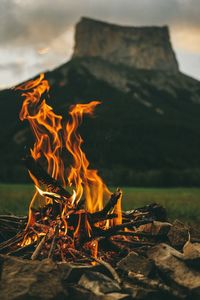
left=15, top=74, right=122, bottom=260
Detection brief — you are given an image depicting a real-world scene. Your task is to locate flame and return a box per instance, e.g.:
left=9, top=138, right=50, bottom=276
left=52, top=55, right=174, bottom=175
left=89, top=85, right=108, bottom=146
left=17, top=73, right=65, bottom=185
left=17, top=74, right=122, bottom=257
left=65, top=102, right=111, bottom=212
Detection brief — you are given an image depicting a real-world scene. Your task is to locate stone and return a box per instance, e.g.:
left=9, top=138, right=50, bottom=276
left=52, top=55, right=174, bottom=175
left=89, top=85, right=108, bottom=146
left=97, top=293, right=130, bottom=300
left=68, top=285, right=129, bottom=300
left=67, top=284, right=92, bottom=300
left=79, top=271, right=121, bottom=296
left=183, top=241, right=200, bottom=259
left=148, top=243, right=200, bottom=298
left=182, top=241, right=200, bottom=268
left=117, top=252, right=154, bottom=277
left=138, top=221, right=172, bottom=236
left=0, top=255, right=68, bottom=300
left=57, top=261, right=102, bottom=282
left=167, top=220, right=189, bottom=249
left=73, top=17, right=179, bottom=73
left=122, top=281, right=165, bottom=300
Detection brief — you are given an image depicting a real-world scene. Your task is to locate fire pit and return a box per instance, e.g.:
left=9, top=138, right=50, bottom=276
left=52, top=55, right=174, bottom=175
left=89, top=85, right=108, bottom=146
left=0, top=74, right=200, bottom=300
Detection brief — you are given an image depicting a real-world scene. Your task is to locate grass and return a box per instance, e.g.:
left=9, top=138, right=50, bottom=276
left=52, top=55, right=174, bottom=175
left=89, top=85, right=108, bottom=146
left=0, top=184, right=200, bottom=222
left=119, top=187, right=200, bottom=222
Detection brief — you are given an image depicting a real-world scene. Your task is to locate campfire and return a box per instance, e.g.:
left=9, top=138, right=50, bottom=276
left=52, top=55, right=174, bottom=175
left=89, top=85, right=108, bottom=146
left=0, top=74, right=200, bottom=300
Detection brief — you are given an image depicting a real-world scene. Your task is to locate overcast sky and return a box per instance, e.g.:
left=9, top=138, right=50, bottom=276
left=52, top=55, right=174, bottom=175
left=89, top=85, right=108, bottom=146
left=0, top=0, right=200, bottom=89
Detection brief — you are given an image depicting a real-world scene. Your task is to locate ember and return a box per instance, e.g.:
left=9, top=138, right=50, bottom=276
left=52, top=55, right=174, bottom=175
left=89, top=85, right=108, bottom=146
left=0, top=74, right=200, bottom=300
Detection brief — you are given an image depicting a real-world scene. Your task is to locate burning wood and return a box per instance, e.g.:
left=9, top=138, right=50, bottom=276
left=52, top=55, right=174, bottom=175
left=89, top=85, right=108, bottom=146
left=0, top=74, right=200, bottom=299
left=0, top=74, right=157, bottom=262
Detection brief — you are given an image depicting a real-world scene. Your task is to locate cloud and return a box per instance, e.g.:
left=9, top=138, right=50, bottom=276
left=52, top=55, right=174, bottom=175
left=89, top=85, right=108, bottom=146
left=172, top=26, right=200, bottom=54
left=0, top=0, right=200, bottom=86
left=1, top=0, right=200, bottom=48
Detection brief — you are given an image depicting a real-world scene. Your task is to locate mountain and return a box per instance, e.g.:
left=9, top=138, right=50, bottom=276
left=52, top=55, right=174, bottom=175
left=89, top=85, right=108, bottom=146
left=73, top=17, right=179, bottom=72
left=1, top=17, right=200, bottom=186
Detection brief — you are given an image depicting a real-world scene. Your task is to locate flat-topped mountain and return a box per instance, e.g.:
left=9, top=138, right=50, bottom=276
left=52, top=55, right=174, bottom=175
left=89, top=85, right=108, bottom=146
left=73, top=17, right=179, bottom=72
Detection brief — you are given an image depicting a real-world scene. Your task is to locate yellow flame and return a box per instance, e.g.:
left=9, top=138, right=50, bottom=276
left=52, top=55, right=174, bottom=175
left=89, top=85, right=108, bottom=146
left=17, top=74, right=122, bottom=247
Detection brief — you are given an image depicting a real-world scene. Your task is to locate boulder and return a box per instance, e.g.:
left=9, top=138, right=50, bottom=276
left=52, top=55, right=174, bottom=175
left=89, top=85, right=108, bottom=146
left=148, top=243, right=200, bottom=299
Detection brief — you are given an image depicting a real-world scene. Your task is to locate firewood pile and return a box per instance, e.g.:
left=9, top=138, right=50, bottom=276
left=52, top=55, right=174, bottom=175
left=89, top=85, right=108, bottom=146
left=0, top=197, right=200, bottom=300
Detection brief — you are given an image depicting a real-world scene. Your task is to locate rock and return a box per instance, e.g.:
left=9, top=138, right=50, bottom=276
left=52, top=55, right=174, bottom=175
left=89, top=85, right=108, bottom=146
left=0, top=255, right=68, bottom=300
left=148, top=243, right=200, bottom=298
left=182, top=241, right=200, bottom=268
left=152, top=221, right=172, bottom=235
left=73, top=17, right=179, bottom=72
left=98, top=293, right=130, bottom=300
left=138, top=221, right=172, bottom=236
left=67, top=284, right=92, bottom=300
left=167, top=220, right=189, bottom=249
left=122, top=282, right=165, bottom=300
left=117, top=252, right=154, bottom=277
left=183, top=241, right=200, bottom=259
left=79, top=271, right=121, bottom=296
left=57, top=261, right=102, bottom=282
left=68, top=285, right=129, bottom=300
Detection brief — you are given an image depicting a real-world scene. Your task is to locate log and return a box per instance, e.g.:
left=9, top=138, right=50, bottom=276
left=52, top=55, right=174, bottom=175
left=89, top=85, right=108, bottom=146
left=91, top=189, right=122, bottom=220
left=123, top=203, right=167, bottom=222
left=24, top=156, right=71, bottom=199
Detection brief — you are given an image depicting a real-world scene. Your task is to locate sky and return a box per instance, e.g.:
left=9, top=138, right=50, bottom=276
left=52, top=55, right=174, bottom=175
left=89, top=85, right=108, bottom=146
left=0, top=0, right=200, bottom=89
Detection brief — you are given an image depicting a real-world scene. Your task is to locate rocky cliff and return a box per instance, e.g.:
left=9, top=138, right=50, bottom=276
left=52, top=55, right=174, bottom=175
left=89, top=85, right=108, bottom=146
left=73, top=17, right=179, bottom=72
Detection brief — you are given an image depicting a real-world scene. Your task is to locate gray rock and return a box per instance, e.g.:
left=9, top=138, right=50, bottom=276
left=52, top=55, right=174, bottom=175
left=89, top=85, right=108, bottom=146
left=96, top=293, right=130, bottom=300
left=148, top=243, right=200, bottom=298
left=79, top=271, right=121, bottom=296
left=68, top=285, right=129, bottom=300
left=117, top=251, right=154, bottom=277
left=122, top=281, right=165, bottom=300
left=67, top=284, right=92, bottom=300
left=0, top=255, right=68, bottom=300
left=57, top=261, right=102, bottom=282
left=183, top=241, right=200, bottom=260
left=167, top=220, right=189, bottom=249
left=182, top=241, right=200, bottom=268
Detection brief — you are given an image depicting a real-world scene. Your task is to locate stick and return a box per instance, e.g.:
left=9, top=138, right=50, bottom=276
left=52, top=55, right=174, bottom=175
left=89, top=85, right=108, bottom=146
left=114, top=231, right=156, bottom=237
left=31, top=235, right=47, bottom=260
left=7, top=241, right=36, bottom=256
left=111, top=239, right=154, bottom=247
left=101, top=218, right=153, bottom=238
left=91, top=213, right=117, bottom=224
left=48, top=225, right=59, bottom=259
left=0, top=235, right=24, bottom=253
left=91, top=189, right=122, bottom=220
left=93, top=257, right=121, bottom=284
left=67, top=247, right=86, bottom=259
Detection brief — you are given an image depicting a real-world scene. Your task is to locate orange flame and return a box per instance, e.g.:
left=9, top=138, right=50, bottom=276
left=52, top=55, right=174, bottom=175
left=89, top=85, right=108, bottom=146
left=17, top=74, right=65, bottom=186
left=17, top=75, right=114, bottom=215
left=65, top=102, right=111, bottom=212
left=17, top=73, right=122, bottom=252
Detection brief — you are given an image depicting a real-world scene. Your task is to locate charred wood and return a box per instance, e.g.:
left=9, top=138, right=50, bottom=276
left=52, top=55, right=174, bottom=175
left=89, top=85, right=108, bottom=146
left=24, top=156, right=71, bottom=199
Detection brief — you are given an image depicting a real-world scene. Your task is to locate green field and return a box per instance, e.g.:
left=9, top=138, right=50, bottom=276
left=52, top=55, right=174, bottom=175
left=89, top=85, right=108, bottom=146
left=0, top=184, right=200, bottom=222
